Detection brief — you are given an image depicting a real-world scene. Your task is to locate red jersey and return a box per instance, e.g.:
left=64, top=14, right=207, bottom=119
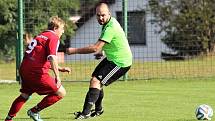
left=20, top=30, right=60, bottom=75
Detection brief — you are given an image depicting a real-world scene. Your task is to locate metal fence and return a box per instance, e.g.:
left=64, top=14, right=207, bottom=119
left=1, top=0, right=215, bottom=81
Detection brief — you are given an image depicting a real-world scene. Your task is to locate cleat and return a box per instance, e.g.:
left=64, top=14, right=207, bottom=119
left=27, top=109, right=43, bottom=121
left=74, top=111, right=90, bottom=120
left=74, top=111, right=82, bottom=117
left=5, top=115, right=13, bottom=121
left=90, top=108, right=104, bottom=117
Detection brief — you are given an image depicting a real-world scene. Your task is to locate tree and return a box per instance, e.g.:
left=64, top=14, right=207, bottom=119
left=0, top=0, right=80, bottom=61
left=148, top=0, right=215, bottom=56
left=24, top=0, right=80, bottom=51
left=0, top=0, right=17, bottom=60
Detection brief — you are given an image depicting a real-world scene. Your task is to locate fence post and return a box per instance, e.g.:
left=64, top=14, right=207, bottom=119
left=16, top=0, right=24, bottom=82
left=122, top=0, right=128, bottom=81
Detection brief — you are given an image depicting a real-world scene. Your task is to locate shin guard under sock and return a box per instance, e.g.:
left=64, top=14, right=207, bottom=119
left=82, top=88, right=100, bottom=115
left=32, top=94, right=62, bottom=113
left=95, top=89, right=104, bottom=111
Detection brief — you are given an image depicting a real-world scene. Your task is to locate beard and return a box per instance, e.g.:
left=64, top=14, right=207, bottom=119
left=98, top=20, right=104, bottom=25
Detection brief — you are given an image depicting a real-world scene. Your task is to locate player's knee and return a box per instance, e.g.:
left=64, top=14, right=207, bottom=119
left=90, top=77, right=101, bottom=88
left=59, top=90, right=66, bottom=97
left=61, top=90, right=66, bottom=97
left=56, top=86, right=66, bottom=97
left=56, top=91, right=66, bottom=98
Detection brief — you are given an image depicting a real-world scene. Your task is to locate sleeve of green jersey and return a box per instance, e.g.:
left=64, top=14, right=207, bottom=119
left=100, top=25, right=114, bottom=43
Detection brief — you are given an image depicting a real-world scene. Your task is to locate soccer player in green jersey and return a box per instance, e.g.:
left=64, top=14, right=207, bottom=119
left=66, top=2, right=132, bottom=120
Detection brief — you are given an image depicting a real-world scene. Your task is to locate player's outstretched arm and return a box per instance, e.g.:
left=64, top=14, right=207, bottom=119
left=66, top=40, right=105, bottom=55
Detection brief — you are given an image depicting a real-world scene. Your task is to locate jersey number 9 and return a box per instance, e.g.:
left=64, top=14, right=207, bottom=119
left=26, top=39, right=37, bottom=54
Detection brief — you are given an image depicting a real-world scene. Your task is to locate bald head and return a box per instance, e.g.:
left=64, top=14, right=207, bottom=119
left=96, top=3, right=111, bottom=25
left=96, top=3, right=110, bottom=11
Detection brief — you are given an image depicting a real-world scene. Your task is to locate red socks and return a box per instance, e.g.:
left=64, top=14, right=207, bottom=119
left=6, top=94, right=62, bottom=120
left=7, top=95, right=28, bottom=118
left=31, top=94, right=62, bottom=113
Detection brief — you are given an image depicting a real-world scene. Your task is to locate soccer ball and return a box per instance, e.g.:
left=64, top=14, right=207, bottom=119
left=195, top=104, right=213, bottom=120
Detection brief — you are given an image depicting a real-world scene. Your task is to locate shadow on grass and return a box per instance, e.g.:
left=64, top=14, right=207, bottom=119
left=175, top=119, right=196, bottom=121
left=0, top=116, right=71, bottom=120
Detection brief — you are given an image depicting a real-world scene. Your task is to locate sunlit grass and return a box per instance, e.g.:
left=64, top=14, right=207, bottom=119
left=0, top=78, right=215, bottom=121
left=1, top=55, right=215, bottom=81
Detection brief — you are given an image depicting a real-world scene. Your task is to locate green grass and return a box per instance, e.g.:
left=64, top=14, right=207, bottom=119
left=2, top=55, right=215, bottom=81
left=0, top=62, right=16, bottom=80
left=1, top=78, right=215, bottom=121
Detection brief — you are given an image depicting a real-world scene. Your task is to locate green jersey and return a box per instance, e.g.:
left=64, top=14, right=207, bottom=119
left=100, top=17, right=132, bottom=67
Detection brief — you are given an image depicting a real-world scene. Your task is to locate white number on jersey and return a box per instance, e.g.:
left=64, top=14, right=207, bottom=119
left=26, top=39, right=37, bottom=54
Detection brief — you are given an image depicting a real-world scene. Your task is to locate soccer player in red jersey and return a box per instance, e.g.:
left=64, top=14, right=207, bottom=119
left=5, top=16, right=71, bottom=121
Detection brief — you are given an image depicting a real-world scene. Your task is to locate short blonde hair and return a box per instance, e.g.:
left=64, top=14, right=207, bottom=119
left=48, top=16, right=65, bottom=30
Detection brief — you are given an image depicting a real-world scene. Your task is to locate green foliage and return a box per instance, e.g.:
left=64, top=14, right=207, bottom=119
left=24, top=0, right=80, bottom=50
left=0, top=0, right=17, bottom=58
left=149, top=0, right=215, bottom=56
left=0, top=0, right=81, bottom=60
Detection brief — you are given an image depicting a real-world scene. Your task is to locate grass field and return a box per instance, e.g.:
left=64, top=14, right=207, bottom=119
left=0, top=78, right=215, bottom=121
left=2, top=55, right=215, bottom=81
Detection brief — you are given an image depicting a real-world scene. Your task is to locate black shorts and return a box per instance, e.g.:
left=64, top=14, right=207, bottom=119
left=92, top=58, right=131, bottom=86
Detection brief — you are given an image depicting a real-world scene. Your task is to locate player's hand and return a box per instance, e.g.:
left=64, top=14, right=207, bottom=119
left=60, top=67, right=71, bottom=74
left=94, top=52, right=103, bottom=60
left=66, top=48, right=76, bottom=55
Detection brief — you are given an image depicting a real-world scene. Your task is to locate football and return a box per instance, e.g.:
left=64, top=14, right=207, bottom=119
left=195, top=104, right=213, bottom=120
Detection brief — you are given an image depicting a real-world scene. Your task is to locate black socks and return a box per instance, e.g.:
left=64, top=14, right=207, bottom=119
left=95, top=89, right=104, bottom=111
left=82, top=88, right=100, bottom=115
